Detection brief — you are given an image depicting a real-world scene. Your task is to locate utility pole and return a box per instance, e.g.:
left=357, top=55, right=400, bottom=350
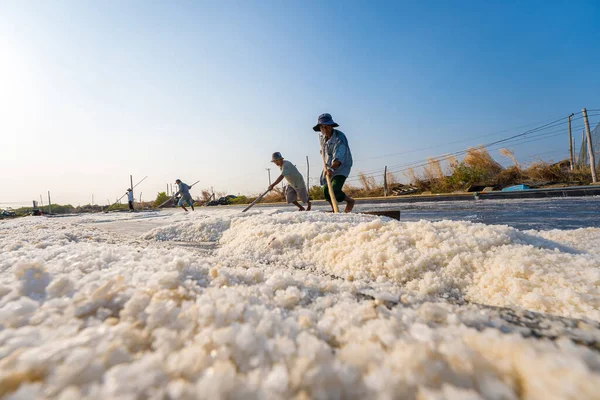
left=266, top=168, right=272, bottom=186
left=582, top=108, right=597, bottom=183
left=166, top=184, right=169, bottom=196
left=306, top=156, right=310, bottom=189
left=130, top=175, right=134, bottom=198
left=568, top=113, right=574, bottom=170
left=40, top=195, right=43, bottom=208
left=383, top=166, right=388, bottom=197
left=47, top=191, right=52, bottom=214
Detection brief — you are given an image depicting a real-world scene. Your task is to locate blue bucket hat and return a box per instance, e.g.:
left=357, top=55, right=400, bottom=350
left=312, top=113, right=339, bottom=132
left=271, top=152, right=283, bottom=162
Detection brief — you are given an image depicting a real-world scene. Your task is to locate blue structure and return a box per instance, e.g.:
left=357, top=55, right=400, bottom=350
left=502, top=184, right=531, bottom=192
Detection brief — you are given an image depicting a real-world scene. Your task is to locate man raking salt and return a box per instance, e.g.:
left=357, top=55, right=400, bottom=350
left=268, top=152, right=311, bottom=211
left=175, top=179, right=195, bottom=212
left=313, top=113, right=355, bottom=213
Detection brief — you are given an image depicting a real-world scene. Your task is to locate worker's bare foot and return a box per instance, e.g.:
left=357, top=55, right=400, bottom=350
left=344, top=196, right=355, bottom=213
left=306, top=201, right=311, bottom=211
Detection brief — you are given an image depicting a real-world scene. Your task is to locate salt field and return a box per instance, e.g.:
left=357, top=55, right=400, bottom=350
left=1, top=203, right=600, bottom=399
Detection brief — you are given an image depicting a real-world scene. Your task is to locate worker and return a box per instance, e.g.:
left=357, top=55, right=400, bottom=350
left=126, top=188, right=134, bottom=212
left=313, top=113, right=355, bottom=212
left=175, top=179, right=195, bottom=212
left=268, top=152, right=311, bottom=211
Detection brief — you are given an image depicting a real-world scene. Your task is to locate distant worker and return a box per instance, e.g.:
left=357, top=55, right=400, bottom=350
left=313, top=113, right=355, bottom=212
left=175, top=179, right=195, bottom=212
left=126, top=188, right=134, bottom=212
left=269, top=152, right=311, bottom=211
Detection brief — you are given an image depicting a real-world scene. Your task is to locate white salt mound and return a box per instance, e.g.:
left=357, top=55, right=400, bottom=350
left=0, top=210, right=598, bottom=399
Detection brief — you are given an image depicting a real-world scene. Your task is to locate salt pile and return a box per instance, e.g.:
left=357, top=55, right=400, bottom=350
left=1, top=210, right=600, bottom=399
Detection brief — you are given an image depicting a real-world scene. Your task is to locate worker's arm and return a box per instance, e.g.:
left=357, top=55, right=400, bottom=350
left=268, top=175, right=285, bottom=191
left=325, top=160, right=342, bottom=177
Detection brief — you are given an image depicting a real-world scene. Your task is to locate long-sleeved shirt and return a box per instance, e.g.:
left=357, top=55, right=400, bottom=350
left=320, top=129, right=353, bottom=185
left=176, top=182, right=191, bottom=197
left=127, top=191, right=134, bottom=202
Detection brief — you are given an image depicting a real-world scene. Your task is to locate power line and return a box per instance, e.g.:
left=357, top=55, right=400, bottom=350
left=353, top=115, right=576, bottom=163
left=349, top=114, right=580, bottom=177
left=346, top=116, right=583, bottom=182
left=383, top=132, right=568, bottom=178
left=349, top=126, right=573, bottom=181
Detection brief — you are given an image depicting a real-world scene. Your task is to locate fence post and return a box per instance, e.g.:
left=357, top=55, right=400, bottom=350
left=383, top=166, right=388, bottom=197
left=306, top=156, right=310, bottom=189
left=568, top=113, right=574, bottom=170
left=582, top=108, right=598, bottom=183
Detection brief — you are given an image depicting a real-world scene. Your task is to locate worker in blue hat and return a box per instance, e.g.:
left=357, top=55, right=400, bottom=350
left=313, top=113, right=355, bottom=212
left=269, top=152, right=311, bottom=211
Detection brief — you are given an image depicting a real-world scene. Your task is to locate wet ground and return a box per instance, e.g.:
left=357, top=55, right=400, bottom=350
left=273, top=196, right=600, bottom=231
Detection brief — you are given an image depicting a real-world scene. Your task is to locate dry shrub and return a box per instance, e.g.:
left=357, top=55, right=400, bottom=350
left=499, top=148, right=520, bottom=169
left=422, top=158, right=449, bottom=192
left=496, top=166, right=523, bottom=186
left=422, top=158, right=445, bottom=182
left=464, top=147, right=503, bottom=175
left=568, top=166, right=594, bottom=184
left=343, top=183, right=364, bottom=198
left=405, top=168, right=420, bottom=185
left=525, top=160, right=565, bottom=182
left=385, top=170, right=399, bottom=185
left=404, top=168, right=429, bottom=192
left=263, top=187, right=285, bottom=202
left=431, top=158, right=445, bottom=179
left=345, top=181, right=383, bottom=198
left=358, top=173, right=377, bottom=192
left=445, top=155, right=459, bottom=175
left=200, top=189, right=213, bottom=201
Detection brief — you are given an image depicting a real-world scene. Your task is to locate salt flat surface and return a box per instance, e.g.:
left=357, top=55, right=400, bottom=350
left=1, top=208, right=600, bottom=399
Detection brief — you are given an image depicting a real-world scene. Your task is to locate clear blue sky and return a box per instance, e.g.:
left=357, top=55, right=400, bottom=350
left=1, top=0, right=599, bottom=206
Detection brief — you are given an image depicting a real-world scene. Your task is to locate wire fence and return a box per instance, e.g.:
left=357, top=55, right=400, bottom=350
left=578, top=119, right=600, bottom=168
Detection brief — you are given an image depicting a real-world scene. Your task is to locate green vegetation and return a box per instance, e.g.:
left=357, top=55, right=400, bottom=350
left=228, top=196, right=251, bottom=205
left=309, top=185, right=325, bottom=200
left=154, top=192, right=171, bottom=207
left=104, top=203, right=129, bottom=212
left=7, top=203, right=105, bottom=217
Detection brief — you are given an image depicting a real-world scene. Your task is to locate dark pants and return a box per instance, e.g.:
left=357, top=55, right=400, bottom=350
left=323, top=175, right=347, bottom=203
left=128, top=201, right=134, bottom=211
